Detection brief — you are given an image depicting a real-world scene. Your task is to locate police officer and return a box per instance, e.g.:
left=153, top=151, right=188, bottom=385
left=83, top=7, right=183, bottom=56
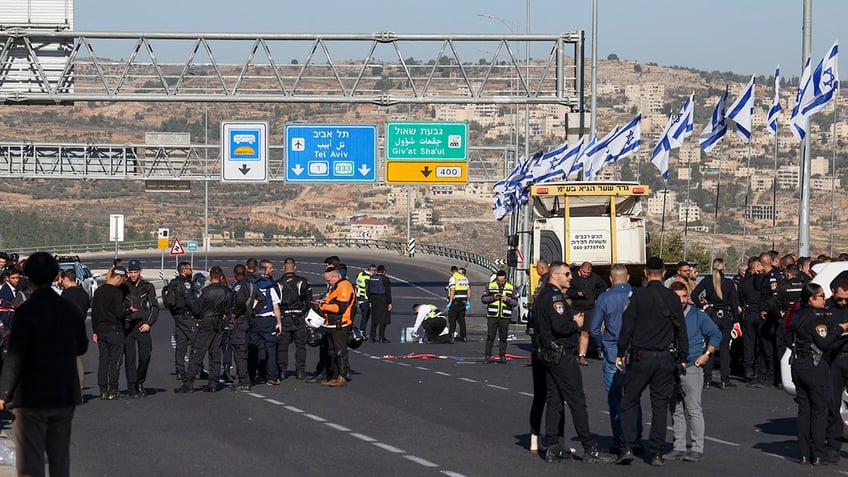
left=230, top=264, right=266, bottom=392
left=250, top=260, right=283, bottom=386
left=691, top=257, right=739, bottom=389
left=759, top=252, right=785, bottom=387
left=447, top=267, right=470, bottom=343
left=164, top=261, right=196, bottom=381
left=175, top=266, right=233, bottom=393
left=825, top=272, right=848, bottom=463
left=355, top=264, right=375, bottom=339
left=615, top=257, right=688, bottom=466
left=532, top=261, right=606, bottom=464
left=276, top=257, right=312, bottom=380
left=123, top=260, right=158, bottom=398
left=91, top=266, right=132, bottom=400
left=482, top=270, right=517, bottom=364
left=738, top=256, right=766, bottom=385
left=784, top=283, right=848, bottom=465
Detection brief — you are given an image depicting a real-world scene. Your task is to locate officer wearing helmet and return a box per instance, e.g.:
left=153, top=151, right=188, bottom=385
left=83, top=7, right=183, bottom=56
left=275, top=258, right=313, bottom=380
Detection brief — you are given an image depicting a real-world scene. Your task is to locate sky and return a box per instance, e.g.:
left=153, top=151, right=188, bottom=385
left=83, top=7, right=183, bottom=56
left=72, top=0, right=847, bottom=80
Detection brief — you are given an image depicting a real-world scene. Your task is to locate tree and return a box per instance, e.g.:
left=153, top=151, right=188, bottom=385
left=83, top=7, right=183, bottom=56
left=607, top=53, right=620, bottom=61
left=633, top=64, right=642, bottom=74
left=291, top=59, right=299, bottom=65
left=647, top=229, right=710, bottom=269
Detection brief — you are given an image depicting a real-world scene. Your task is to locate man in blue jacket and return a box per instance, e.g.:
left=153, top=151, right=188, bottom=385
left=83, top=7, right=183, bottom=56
left=665, top=281, right=721, bottom=463
left=590, top=264, right=642, bottom=454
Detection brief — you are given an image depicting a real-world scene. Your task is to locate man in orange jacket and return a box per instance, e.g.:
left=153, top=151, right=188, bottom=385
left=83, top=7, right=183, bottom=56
left=314, top=267, right=354, bottom=387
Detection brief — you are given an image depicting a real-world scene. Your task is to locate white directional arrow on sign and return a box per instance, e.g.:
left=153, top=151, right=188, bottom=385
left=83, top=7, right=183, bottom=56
left=291, top=164, right=304, bottom=176
left=358, top=164, right=371, bottom=176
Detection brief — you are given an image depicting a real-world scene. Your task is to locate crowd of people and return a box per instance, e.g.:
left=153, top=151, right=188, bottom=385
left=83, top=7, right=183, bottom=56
left=528, top=251, right=848, bottom=467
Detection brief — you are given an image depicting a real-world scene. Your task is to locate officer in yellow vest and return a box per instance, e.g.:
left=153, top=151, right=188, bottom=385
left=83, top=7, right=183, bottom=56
left=355, top=265, right=376, bottom=339
left=448, top=267, right=471, bottom=343
left=482, top=270, right=518, bottom=363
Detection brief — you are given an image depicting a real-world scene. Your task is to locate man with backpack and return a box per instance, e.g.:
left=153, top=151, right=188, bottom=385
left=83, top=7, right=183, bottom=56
left=162, top=262, right=196, bottom=382
left=249, top=260, right=282, bottom=386
left=276, top=258, right=313, bottom=380
left=230, top=264, right=266, bottom=392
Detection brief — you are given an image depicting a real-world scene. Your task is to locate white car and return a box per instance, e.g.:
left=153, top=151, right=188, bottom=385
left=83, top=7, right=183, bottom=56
left=780, top=261, right=848, bottom=437
left=56, top=255, right=98, bottom=299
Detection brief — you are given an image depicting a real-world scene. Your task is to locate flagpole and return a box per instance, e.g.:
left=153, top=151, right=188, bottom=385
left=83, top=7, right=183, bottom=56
left=659, top=185, right=667, bottom=259
left=683, top=150, right=691, bottom=261
left=771, top=133, right=778, bottom=252
left=710, top=157, right=721, bottom=263
left=830, top=95, right=839, bottom=256
left=798, top=0, right=813, bottom=257
left=741, top=144, right=753, bottom=261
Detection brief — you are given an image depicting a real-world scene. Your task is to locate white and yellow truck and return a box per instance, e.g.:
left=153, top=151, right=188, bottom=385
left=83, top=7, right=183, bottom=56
left=516, top=181, right=651, bottom=322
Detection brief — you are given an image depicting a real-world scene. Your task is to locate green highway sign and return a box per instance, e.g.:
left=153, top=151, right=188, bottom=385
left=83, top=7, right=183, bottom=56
left=386, top=121, right=467, bottom=161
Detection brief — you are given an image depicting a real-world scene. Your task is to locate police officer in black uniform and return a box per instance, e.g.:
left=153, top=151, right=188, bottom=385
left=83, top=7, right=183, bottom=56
left=123, top=260, right=158, bottom=398
left=230, top=264, right=266, bottom=392
left=738, top=256, right=766, bottom=385
left=175, top=266, right=233, bottom=393
left=759, top=252, right=785, bottom=387
left=276, top=257, right=313, bottom=380
left=615, top=257, right=688, bottom=466
left=825, top=272, right=848, bottom=463
left=165, top=261, right=196, bottom=381
left=785, top=282, right=848, bottom=465
left=532, top=261, right=606, bottom=464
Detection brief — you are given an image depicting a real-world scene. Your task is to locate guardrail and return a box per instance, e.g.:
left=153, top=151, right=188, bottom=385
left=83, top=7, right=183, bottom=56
left=11, top=238, right=503, bottom=273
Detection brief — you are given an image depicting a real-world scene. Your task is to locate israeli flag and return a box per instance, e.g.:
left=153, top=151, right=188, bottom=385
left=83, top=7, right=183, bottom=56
left=801, top=40, right=839, bottom=118
left=651, top=112, right=675, bottom=182
left=789, top=57, right=813, bottom=141
left=766, top=66, right=782, bottom=138
left=726, top=75, right=755, bottom=142
left=605, top=113, right=642, bottom=166
left=668, top=92, right=695, bottom=148
left=583, top=127, right=619, bottom=179
left=568, top=133, right=595, bottom=179
left=535, top=139, right=584, bottom=184
left=699, top=87, right=729, bottom=152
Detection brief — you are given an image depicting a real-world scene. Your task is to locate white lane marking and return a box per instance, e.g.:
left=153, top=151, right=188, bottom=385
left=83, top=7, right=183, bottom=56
left=325, top=423, right=351, bottom=432
left=396, top=362, right=412, bottom=367
left=664, top=425, right=739, bottom=447
left=415, top=366, right=430, bottom=371
left=441, top=472, right=469, bottom=477
left=705, top=436, right=741, bottom=447
left=486, top=384, right=508, bottom=390
left=248, top=393, right=265, bottom=398
left=265, top=399, right=284, bottom=405
left=459, top=377, right=478, bottom=383
left=370, top=355, right=381, bottom=359
left=284, top=405, right=304, bottom=413
left=304, top=413, right=326, bottom=422
left=518, top=392, right=534, bottom=397
left=435, top=371, right=452, bottom=377
left=404, top=455, right=439, bottom=467
left=374, top=442, right=405, bottom=454
left=351, top=433, right=377, bottom=442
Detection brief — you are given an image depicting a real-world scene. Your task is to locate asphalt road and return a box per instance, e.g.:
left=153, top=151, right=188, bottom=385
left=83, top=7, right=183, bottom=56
left=1, top=250, right=841, bottom=476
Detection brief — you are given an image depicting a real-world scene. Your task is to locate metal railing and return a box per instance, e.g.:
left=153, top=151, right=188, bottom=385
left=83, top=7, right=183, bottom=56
left=12, top=238, right=503, bottom=272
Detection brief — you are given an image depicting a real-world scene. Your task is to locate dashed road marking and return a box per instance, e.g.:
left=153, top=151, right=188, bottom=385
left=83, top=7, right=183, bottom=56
left=415, top=366, right=430, bottom=371
left=373, top=442, right=405, bottom=454
left=404, top=455, right=439, bottom=467
left=284, top=405, right=304, bottom=413
left=459, top=377, right=478, bottom=383
left=325, top=423, right=351, bottom=432
left=265, top=398, right=284, bottom=405
left=435, top=371, right=452, bottom=377
left=351, top=433, right=377, bottom=442
left=304, top=413, right=326, bottom=422
left=486, top=384, right=508, bottom=390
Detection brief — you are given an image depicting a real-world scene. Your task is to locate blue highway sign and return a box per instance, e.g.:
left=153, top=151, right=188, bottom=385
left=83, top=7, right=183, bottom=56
left=285, top=124, right=377, bottom=183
